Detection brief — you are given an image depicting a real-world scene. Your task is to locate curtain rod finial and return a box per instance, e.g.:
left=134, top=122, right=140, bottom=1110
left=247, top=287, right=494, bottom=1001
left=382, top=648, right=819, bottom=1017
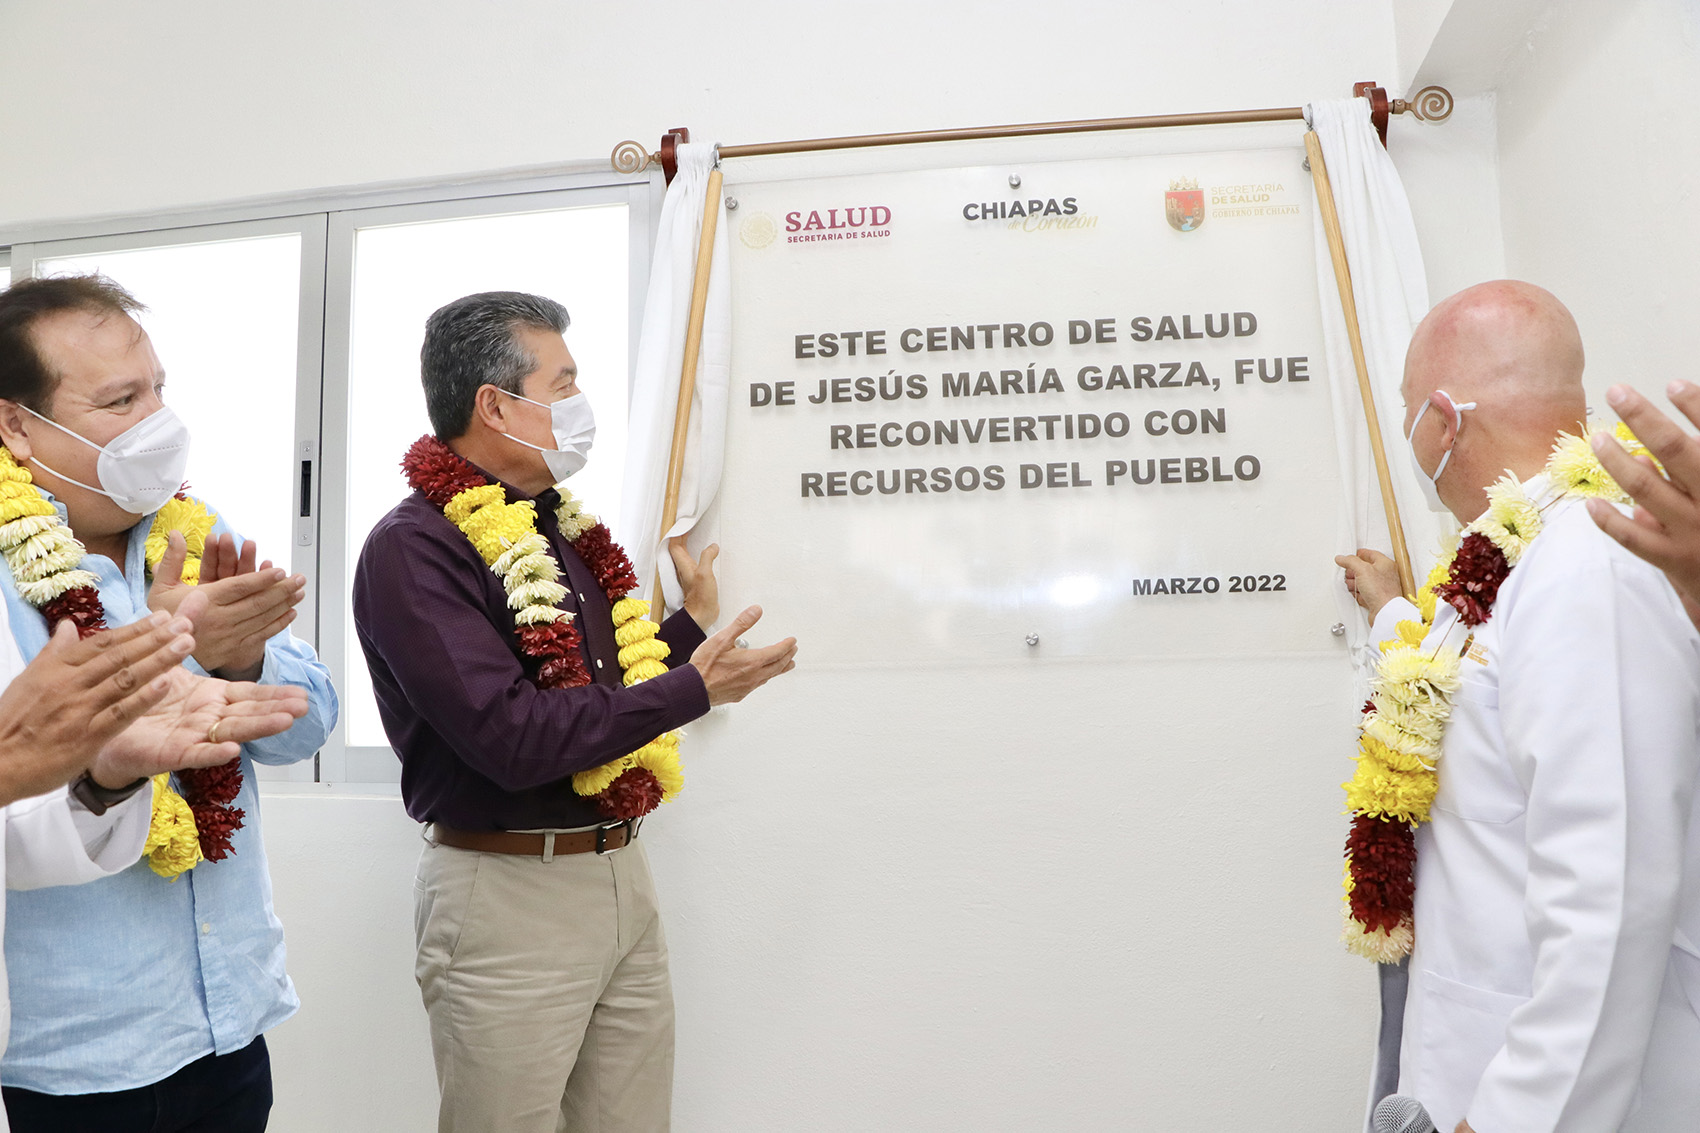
left=1393, top=86, right=1455, bottom=123
left=611, top=140, right=654, bottom=175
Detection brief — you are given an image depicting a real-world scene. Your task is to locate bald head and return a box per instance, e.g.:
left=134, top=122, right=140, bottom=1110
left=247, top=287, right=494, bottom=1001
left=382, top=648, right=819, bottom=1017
left=1402, top=281, right=1589, bottom=521
left=1404, top=280, right=1584, bottom=417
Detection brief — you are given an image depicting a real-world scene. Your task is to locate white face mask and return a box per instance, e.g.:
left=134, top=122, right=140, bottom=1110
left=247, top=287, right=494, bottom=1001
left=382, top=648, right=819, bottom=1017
left=499, top=389, right=596, bottom=482
left=24, top=404, right=191, bottom=515
left=1405, top=390, right=1475, bottom=514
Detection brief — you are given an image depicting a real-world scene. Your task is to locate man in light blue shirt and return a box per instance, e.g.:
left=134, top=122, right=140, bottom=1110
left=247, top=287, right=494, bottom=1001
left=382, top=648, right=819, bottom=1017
left=0, top=275, right=338, bottom=1132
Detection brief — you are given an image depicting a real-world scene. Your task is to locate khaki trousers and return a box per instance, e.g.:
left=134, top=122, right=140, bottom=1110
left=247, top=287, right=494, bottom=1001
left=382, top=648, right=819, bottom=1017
left=414, top=833, right=674, bottom=1133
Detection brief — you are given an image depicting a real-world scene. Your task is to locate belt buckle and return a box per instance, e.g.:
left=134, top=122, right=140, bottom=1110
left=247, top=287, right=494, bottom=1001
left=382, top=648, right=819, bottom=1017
left=595, top=817, right=642, bottom=855
left=595, top=819, right=626, bottom=855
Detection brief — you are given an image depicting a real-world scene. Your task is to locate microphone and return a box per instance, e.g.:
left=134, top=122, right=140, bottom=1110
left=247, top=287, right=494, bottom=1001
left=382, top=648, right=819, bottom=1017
left=1372, top=1094, right=1437, bottom=1133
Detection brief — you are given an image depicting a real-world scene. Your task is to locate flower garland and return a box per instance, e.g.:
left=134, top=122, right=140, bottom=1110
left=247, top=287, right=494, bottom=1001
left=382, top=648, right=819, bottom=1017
left=0, top=447, right=241, bottom=879
left=401, top=435, right=683, bottom=819
left=1341, top=423, right=1649, bottom=961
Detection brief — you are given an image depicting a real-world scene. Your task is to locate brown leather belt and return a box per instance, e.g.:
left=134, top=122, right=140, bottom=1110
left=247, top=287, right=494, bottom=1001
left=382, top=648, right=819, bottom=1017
left=432, top=820, right=639, bottom=860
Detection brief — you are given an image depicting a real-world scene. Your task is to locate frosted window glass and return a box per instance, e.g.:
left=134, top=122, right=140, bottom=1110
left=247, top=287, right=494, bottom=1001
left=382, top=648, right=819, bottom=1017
left=343, top=204, right=630, bottom=748
left=37, top=236, right=303, bottom=574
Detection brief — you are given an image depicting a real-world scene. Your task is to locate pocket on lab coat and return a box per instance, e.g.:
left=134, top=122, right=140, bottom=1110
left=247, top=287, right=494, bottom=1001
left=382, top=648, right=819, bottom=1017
left=1410, top=968, right=1529, bottom=1124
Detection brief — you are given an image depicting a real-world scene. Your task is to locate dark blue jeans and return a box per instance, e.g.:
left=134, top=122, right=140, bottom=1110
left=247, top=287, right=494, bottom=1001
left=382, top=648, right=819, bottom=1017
left=2, top=1035, right=271, bottom=1133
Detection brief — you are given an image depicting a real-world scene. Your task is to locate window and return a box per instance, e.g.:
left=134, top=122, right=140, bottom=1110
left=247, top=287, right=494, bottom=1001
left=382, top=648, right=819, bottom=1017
left=1, top=173, right=656, bottom=785
left=33, top=224, right=317, bottom=576
left=319, top=194, right=636, bottom=781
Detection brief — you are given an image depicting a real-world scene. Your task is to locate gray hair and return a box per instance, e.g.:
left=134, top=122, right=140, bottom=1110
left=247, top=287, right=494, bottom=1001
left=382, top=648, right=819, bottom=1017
left=420, top=291, right=570, bottom=438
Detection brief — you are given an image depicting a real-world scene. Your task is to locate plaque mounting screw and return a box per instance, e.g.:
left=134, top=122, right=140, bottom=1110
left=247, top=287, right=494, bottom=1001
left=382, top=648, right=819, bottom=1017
left=725, top=196, right=739, bottom=210
left=1330, top=623, right=1347, bottom=637
left=1009, top=174, right=1022, bottom=189
left=1025, top=633, right=1040, bottom=647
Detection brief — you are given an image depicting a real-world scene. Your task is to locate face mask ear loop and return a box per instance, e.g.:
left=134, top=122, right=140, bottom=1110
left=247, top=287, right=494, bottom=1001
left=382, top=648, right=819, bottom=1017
left=24, top=455, right=120, bottom=505
left=15, top=407, right=122, bottom=503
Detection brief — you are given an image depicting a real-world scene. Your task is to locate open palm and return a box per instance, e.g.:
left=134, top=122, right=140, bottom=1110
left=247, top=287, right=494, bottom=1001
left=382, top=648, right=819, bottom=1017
left=89, top=667, right=308, bottom=787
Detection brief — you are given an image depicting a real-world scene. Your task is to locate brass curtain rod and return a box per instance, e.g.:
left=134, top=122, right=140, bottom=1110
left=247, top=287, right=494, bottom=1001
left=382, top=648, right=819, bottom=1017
left=611, top=84, right=1453, bottom=179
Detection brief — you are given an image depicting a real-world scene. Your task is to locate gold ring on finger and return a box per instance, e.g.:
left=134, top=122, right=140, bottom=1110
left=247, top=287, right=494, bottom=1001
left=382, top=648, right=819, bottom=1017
left=207, top=720, right=221, bottom=745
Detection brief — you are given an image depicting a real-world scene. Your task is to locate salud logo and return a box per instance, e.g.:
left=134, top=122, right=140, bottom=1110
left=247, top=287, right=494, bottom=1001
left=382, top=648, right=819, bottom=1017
left=1165, top=178, right=1205, bottom=232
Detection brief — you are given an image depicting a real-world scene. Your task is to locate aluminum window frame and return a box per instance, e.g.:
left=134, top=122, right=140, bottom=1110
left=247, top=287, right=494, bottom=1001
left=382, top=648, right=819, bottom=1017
left=0, top=165, right=662, bottom=787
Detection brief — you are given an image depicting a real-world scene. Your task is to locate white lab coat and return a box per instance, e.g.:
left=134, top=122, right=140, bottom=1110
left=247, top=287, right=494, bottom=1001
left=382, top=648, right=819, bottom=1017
left=0, top=607, right=151, bottom=1125
left=1369, top=488, right=1700, bottom=1132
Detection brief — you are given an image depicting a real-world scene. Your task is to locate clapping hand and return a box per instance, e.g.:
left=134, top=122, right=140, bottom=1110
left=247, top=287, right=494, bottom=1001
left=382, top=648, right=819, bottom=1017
left=147, top=531, right=305, bottom=680
left=0, top=598, right=203, bottom=805
left=88, top=665, right=309, bottom=788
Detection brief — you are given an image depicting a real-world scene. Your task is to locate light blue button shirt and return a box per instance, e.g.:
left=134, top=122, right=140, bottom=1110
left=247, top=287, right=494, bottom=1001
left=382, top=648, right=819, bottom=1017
left=0, top=498, right=338, bottom=1094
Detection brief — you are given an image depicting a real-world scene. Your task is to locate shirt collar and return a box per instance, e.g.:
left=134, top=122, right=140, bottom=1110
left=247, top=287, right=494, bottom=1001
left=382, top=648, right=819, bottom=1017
left=454, top=458, right=560, bottom=512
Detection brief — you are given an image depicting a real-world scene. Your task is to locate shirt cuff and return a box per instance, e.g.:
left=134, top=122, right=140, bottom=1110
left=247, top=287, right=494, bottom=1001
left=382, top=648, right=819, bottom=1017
left=645, top=659, right=711, bottom=728
left=67, top=788, right=152, bottom=869
left=658, top=608, right=708, bottom=664
left=1368, top=596, right=1422, bottom=644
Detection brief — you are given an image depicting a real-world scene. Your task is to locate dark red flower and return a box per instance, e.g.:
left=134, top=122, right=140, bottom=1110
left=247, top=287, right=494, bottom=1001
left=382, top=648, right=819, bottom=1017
left=181, top=757, right=243, bottom=807
left=42, top=586, right=108, bottom=638
left=401, top=435, right=487, bottom=508
left=189, top=802, right=245, bottom=861
left=594, top=766, right=664, bottom=820
left=516, top=621, right=579, bottom=659
left=572, top=524, right=639, bottom=602
left=1345, top=814, right=1417, bottom=933
left=1433, top=531, right=1510, bottom=627
left=537, top=654, right=591, bottom=689
left=178, top=756, right=246, bottom=861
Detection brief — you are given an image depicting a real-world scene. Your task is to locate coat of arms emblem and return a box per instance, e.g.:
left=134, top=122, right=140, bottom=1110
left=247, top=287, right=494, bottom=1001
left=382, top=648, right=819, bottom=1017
left=1165, top=178, right=1205, bottom=232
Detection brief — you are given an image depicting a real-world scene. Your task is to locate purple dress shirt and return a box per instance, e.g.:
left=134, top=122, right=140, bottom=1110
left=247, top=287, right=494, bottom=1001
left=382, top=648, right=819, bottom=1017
left=352, top=471, right=709, bottom=830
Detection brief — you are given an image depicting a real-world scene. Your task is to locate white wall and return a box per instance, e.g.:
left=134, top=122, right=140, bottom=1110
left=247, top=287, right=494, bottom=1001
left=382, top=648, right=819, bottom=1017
left=0, top=3, right=1506, bottom=1131
left=1, top=1, right=1393, bottom=230
left=1490, top=0, right=1700, bottom=414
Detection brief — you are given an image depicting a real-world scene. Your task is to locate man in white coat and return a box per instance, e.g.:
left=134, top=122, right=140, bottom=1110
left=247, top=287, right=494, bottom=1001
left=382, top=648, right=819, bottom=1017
left=0, top=590, right=308, bottom=1129
left=1337, top=280, right=1700, bottom=1133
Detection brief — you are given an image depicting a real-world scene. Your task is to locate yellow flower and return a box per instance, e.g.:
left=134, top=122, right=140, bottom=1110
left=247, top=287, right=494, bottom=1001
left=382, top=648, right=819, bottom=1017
left=443, top=484, right=505, bottom=527
left=1548, top=430, right=1627, bottom=502
left=622, top=659, right=669, bottom=686
left=611, top=598, right=651, bottom=627
left=1343, top=749, right=1437, bottom=823
left=143, top=775, right=204, bottom=880
left=0, top=493, right=57, bottom=525
left=460, top=500, right=538, bottom=564
left=1359, top=732, right=1427, bottom=774
left=615, top=618, right=657, bottom=649
left=632, top=735, right=684, bottom=800
left=618, top=638, right=672, bottom=669
left=144, top=496, right=218, bottom=564
left=1394, top=620, right=1427, bottom=648
left=573, top=756, right=633, bottom=797
left=1473, top=473, right=1542, bottom=565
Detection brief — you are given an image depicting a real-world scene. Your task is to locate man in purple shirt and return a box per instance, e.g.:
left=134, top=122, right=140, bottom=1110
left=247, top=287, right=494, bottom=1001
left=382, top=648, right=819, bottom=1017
left=352, top=291, right=795, bottom=1133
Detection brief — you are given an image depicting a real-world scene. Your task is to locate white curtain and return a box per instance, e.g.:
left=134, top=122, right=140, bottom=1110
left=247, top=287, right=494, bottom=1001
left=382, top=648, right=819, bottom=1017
left=1308, top=98, right=1443, bottom=669
left=620, top=142, right=732, bottom=616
